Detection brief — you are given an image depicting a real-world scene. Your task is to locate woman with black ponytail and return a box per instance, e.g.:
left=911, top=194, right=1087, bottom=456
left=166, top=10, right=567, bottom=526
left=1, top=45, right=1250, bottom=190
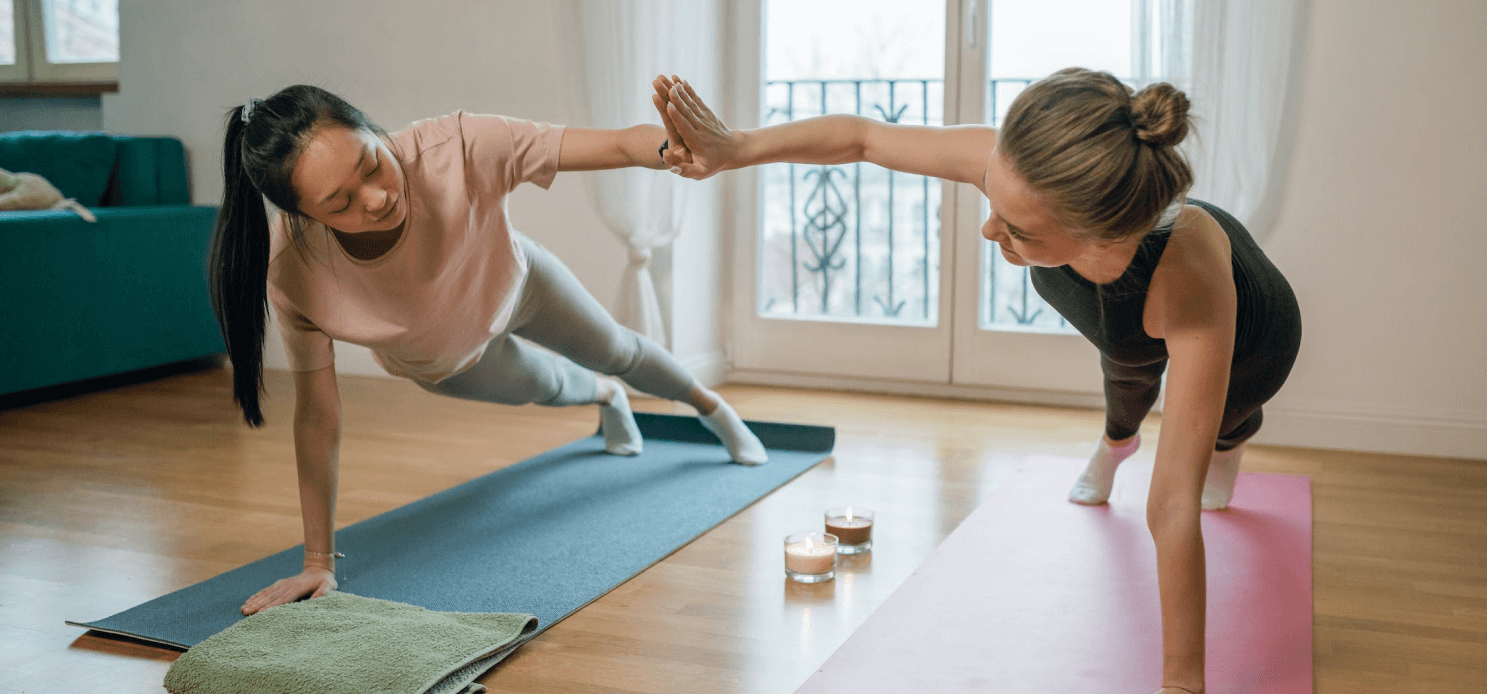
left=211, top=85, right=768, bottom=616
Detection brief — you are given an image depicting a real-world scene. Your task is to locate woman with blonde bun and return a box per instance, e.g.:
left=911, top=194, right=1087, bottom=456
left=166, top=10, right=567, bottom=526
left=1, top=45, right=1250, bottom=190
left=651, top=68, right=1301, bottom=694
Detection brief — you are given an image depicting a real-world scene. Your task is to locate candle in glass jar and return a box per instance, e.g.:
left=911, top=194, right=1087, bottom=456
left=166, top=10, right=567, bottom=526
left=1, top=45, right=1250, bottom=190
left=825, top=507, right=874, bottom=553
left=783, top=532, right=837, bottom=582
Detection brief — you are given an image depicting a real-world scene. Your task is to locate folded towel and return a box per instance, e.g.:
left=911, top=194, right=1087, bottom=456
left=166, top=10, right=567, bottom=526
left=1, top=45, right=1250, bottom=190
left=163, top=592, right=537, bottom=694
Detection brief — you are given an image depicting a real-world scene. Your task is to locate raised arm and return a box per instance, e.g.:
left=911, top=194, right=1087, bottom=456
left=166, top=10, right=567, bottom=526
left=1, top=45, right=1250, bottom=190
left=557, top=125, right=670, bottom=172
left=240, top=364, right=343, bottom=615
left=653, top=75, right=995, bottom=185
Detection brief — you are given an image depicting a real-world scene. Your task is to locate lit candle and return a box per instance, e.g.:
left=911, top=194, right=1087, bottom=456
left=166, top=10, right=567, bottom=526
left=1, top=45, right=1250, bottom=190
left=825, top=506, right=874, bottom=554
left=784, top=532, right=837, bottom=583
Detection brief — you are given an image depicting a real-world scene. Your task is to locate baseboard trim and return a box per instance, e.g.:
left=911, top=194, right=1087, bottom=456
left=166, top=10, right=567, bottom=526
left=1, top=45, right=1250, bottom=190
left=680, top=350, right=728, bottom=388
left=725, top=368, right=1487, bottom=462
left=726, top=368, right=1107, bottom=410
left=1249, top=404, right=1487, bottom=461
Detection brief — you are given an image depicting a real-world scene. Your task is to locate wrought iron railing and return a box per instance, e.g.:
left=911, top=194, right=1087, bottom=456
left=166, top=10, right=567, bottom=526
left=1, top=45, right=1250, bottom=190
left=759, top=77, right=1072, bottom=331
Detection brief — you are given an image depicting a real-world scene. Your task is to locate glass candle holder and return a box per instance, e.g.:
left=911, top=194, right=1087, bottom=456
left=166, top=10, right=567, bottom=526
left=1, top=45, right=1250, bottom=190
left=824, top=507, right=874, bottom=554
left=783, top=531, right=838, bottom=583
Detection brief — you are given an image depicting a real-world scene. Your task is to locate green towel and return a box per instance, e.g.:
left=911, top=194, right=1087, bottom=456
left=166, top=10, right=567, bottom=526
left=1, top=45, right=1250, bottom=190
left=163, top=592, right=538, bottom=694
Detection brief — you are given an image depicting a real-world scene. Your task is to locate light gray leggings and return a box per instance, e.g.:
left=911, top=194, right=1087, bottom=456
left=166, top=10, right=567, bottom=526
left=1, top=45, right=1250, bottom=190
left=418, top=236, right=696, bottom=407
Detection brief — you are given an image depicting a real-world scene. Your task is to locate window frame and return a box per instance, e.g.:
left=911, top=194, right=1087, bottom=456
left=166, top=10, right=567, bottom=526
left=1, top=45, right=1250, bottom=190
left=1, top=0, right=118, bottom=89
left=0, top=0, right=30, bottom=82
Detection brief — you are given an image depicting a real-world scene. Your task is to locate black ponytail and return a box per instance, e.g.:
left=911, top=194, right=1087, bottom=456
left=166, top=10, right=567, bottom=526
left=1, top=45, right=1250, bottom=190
left=210, top=107, right=271, bottom=426
left=208, top=85, right=390, bottom=427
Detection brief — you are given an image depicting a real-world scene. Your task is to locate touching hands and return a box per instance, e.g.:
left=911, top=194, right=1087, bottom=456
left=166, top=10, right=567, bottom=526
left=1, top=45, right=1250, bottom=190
left=240, top=566, right=337, bottom=615
left=651, top=74, right=739, bottom=180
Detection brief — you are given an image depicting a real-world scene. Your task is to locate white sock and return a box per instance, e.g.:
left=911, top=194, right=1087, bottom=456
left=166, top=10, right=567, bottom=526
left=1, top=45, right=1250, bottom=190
left=699, top=401, right=769, bottom=465
left=1201, top=443, right=1245, bottom=510
left=1068, top=434, right=1141, bottom=505
left=599, top=385, right=643, bottom=456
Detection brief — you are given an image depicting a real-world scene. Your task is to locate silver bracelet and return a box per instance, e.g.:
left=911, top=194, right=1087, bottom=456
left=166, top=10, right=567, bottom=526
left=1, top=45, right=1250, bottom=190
left=305, top=550, right=347, bottom=585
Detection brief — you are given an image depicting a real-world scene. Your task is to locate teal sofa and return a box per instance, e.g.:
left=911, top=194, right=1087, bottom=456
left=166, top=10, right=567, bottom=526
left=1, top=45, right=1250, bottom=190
left=0, top=131, right=225, bottom=398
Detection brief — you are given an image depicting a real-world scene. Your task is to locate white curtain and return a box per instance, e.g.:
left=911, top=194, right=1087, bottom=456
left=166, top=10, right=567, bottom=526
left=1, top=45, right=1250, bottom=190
left=566, top=0, right=717, bottom=347
left=1134, top=0, right=1312, bottom=241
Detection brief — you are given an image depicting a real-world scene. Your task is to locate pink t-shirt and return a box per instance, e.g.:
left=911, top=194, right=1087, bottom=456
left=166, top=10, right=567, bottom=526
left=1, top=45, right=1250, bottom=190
left=266, top=111, right=565, bottom=382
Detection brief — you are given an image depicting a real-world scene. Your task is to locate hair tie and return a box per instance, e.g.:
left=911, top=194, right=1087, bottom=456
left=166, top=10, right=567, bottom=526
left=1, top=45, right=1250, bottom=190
left=241, top=97, right=264, bottom=124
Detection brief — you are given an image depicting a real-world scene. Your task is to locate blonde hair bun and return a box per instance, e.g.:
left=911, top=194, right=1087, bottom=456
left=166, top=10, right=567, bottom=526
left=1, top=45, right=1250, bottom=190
left=998, top=68, right=1194, bottom=240
left=1131, top=82, right=1191, bottom=147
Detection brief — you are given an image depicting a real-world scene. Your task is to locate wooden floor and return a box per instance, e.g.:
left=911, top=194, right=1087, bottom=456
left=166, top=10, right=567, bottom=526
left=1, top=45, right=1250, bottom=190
left=1, top=366, right=1484, bottom=693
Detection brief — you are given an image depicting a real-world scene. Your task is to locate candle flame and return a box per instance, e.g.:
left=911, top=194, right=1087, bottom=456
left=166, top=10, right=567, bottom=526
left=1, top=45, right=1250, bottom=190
left=805, top=537, right=814, bottom=551
left=845, top=508, right=854, bottom=521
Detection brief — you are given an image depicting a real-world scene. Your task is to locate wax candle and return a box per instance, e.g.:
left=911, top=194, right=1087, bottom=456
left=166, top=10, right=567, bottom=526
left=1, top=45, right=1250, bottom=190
left=784, top=532, right=837, bottom=583
left=825, top=507, right=874, bottom=554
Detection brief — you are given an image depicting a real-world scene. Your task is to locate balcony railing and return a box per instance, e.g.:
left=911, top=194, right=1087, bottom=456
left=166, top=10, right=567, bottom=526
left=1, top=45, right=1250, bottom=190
left=759, top=77, right=1072, bottom=331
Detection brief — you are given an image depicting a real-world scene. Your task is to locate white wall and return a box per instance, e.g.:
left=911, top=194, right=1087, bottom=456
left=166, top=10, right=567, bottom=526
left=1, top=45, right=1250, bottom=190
left=0, top=96, right=103, bottom=132
left=103, top=0, right=727, bottom=385
left=1241, top=0, right=1487, bottom=458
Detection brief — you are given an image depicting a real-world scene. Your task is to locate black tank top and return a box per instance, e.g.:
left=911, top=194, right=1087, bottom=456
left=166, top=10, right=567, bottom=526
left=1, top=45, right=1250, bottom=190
left=1029, top=199, right=1301, bottom=368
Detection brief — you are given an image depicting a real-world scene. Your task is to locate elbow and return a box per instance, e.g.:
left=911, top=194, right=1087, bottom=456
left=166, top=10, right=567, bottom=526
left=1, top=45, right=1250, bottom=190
left=1146, top=495, right=1201, bottom=540
left=848, top=117, right=873, bottom=164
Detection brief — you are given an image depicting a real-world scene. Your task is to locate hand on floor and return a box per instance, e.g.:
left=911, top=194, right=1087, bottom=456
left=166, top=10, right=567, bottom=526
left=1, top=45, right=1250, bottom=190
left=240, top=567, right=337, bottom=615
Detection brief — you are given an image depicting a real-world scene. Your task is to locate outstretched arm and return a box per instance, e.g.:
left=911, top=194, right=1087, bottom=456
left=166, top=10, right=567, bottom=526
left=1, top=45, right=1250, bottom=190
left=557, top=125, right=670, bottom=172
left=653, top=75, right=995, bottom=185
left=241, top=364, right=343, bottom=615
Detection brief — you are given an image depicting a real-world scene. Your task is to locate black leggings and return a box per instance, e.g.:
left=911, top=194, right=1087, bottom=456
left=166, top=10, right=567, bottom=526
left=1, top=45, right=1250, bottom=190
left=1102, top=340, right=1299, bottom=452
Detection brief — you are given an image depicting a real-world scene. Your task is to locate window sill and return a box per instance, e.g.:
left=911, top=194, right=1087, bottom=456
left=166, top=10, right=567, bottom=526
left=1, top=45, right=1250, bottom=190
left=0, top=81, right=118, bottom=97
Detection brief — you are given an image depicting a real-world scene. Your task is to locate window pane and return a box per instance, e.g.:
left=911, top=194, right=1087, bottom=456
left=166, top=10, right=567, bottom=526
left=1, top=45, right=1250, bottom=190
left=760, top=0, right=945, bottom=326
left=990, top=0, right=1131, bottom=82
left=1, top=0, right=15, bottom=65
left=980, top=0, right=1134, bottom=334
left=44, top=0, right=118, bottom=64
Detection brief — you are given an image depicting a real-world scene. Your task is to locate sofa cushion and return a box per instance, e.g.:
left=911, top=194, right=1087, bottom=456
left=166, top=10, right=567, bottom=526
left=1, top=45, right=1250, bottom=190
left=0, top=131, right=119, bottom=206
left=112, top=137, right=192, bottom=206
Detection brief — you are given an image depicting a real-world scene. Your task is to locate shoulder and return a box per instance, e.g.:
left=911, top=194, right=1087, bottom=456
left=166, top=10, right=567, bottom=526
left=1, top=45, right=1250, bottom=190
left=267, top=206, right=296, bottom=265
left=266, top=207, right=329, bottom=274
left=1149, top=204, right=1236, bottom=329
left=390, top=111, right=471, bottom=159
left=1166, top=204, right=1231, bottom=269
left=1160, top=204, right=1232, bottom=286
left=401, top=111, right=558, bottom=156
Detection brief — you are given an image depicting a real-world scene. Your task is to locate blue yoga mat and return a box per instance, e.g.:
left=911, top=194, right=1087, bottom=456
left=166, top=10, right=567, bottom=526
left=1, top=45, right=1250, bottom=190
left=69, top=413, right=835, bottom=648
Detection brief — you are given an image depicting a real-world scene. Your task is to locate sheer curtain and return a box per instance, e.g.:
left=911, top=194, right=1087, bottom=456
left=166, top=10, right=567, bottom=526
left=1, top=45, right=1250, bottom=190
left=565, top=0, right=718, bottom=347
left=1134, top=0, right=1312, bottom=240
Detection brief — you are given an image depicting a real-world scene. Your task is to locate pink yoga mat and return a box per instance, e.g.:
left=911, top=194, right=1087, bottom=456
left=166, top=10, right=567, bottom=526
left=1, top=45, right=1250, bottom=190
left=795, top=457, right=1313, bottom=694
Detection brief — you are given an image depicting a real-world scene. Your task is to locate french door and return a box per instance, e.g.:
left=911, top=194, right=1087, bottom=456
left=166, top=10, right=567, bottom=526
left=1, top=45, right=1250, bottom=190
left=729, top=0, right=1154, bottom=400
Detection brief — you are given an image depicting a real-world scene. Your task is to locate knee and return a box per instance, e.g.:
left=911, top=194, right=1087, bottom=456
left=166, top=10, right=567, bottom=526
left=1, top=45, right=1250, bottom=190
left=1146, top=495, right=1200, bottom=536
left=1217, top=407, right=1263, bottom=448
left=591, top=330, right=647, bottom=377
